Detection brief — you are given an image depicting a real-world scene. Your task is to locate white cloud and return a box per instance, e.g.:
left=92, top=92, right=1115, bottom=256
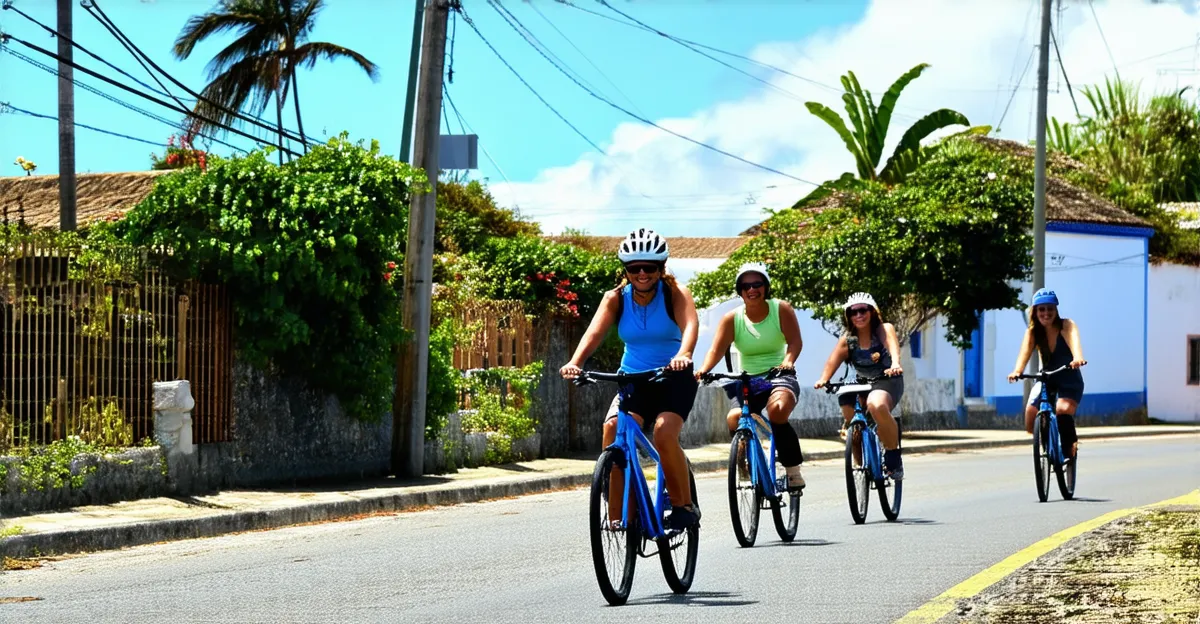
left=488, top=0, right=1200, bottom=237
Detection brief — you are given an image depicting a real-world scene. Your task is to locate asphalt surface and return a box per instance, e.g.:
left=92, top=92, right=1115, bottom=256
left=2, top=434, right=1197, bottom=623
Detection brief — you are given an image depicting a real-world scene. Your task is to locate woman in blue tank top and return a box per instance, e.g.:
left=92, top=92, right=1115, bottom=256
left=559, top=229, right=701, bottom=531
left=1007, top=288, right=1088, bottom=459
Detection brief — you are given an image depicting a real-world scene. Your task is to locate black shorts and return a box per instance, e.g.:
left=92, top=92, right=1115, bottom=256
left=837, top=376, right=905, bottom=407
left=605, top=366, right=699, bottom=423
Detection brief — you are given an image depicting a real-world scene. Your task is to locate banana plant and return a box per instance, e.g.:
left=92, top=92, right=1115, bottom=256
left=805, top=63, right=972, bottom=186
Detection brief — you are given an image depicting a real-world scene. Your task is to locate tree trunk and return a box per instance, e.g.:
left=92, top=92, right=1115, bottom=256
left=275, top=58, right=285, bottom=165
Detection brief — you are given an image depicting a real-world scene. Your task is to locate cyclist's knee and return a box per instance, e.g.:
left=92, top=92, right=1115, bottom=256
left=602, top=417, right=618, bottom=443
left=653, top=413, right=683, bottom=444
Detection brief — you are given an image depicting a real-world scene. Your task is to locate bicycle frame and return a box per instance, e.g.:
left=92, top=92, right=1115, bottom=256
left=582, top=369, right=678, bottom=540
left=1031, top=373, right=1066, bottom=467
left=824, top=375, right=889, bottom=482
left=719, top=372, right=783, bottom=500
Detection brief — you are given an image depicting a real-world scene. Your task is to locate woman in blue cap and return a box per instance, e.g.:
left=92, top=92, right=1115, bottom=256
left=1007, top=288, right=1088, bottom=458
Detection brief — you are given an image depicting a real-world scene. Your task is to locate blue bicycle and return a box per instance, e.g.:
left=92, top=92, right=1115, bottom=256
left=701, top=367, right=801, bottom=546
left=822, top=374, right=902, bottom=524
left=573, top=367, right=700, bottom=606
left=1016, top=365, right=1078, bottom=502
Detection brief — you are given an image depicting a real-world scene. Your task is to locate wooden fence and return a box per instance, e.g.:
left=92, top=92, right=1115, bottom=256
left=451, top=299, right=534, bottom=371
left=0, top=236, right=233, bottom=451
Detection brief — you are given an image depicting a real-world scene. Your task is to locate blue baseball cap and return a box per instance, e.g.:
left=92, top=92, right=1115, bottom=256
left=1032, top=288, right=1059, bottom=306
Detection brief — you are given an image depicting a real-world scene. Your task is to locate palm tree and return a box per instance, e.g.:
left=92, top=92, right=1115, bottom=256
left=172, top=0, right=379, bottom=160
left=806, top=63, right=971, bottom=185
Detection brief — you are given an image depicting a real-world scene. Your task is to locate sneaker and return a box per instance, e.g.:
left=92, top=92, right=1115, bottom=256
left=668, top=504, right=700, bottom=531
left=884, top=449, right=904, bottom=481
left=786, top=466, right=806, bottom=490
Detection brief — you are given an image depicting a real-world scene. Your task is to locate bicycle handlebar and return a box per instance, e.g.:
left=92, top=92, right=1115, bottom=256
left=1013, top=364, right=1078, bottom=381
left=571, top=367, right=674, bottom=387
left=699, top=367, right=796, bottom=384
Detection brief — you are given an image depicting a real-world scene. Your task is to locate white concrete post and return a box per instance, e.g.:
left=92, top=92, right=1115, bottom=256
left=153, top=380, right=195, bottom=457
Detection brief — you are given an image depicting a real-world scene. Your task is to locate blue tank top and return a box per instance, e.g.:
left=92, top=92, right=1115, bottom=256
left=617, top=281, right=682, bottom=373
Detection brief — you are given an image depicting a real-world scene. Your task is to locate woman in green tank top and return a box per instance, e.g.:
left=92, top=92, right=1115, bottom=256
left=696, top=263, right=807, bottom=489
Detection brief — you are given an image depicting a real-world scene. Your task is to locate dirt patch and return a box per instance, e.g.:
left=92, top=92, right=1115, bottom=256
left=3, top=556, right=45, bottom=571
left=949, top=506, right=1200, bottom=623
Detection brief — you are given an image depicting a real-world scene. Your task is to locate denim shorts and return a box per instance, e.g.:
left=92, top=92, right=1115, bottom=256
left=722, top=373, right=801, bottom=416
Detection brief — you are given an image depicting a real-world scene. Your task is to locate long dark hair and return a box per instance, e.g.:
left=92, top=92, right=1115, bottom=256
left=1029, top=306, right=1064, bottom=362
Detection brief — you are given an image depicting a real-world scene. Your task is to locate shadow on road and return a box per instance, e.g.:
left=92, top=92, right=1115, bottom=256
left=865, top=517, right=941, bottom=526
left=623, top=590, right=757, bottom=608
left=1046, top=497, right=1112, bottom=503
left=752, top=538, right=840, bottom=548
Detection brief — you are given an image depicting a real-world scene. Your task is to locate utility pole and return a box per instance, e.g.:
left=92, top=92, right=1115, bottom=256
left=394, top=0, right=449, bottom=478
left=57, top=0, right=76, bottom=231
left=399, top=0, right=426, bottom=163
left=1026, top=0, right=1053, bottom=392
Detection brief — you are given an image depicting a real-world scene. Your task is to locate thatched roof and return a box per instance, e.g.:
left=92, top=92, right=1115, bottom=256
left=741, top=135, right=1150, bottom=236
left=546, top=235, right=750, bottom=259
left=0, top=171, right=168, bottom=229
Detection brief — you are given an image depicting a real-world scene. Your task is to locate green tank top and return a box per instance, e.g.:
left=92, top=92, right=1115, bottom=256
left=733, top=299, right=787, bottom=375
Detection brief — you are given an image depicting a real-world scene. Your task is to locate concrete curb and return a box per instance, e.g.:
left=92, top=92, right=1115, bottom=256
left=2, top=429, right=1194, bottom=560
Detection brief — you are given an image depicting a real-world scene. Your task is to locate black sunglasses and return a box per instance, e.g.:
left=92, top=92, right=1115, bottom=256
left=737, top=280, right=765, bottom=291
left=848, top=306, right=871, bottom=316
left=624, top=263, right=660, bottom=275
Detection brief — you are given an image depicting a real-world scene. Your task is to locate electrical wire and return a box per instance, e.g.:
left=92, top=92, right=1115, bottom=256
left=458, top=5, right=818, bottom=187
left=84, top=0, right=311, bottom=147
left=1087, top=0, right=1121, bottom=82
left=996, top=46, right=1035, bottom=132
left=1, top=101, right=165, bottom=147
left=0, top=45, right=249, bottom=154
left=0, top=33, right=300, bottom=156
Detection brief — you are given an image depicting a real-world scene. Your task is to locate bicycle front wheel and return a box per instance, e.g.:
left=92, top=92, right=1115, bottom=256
left=771, top=457, right=800, bottom=542
left=659, top=465, right=699, bottom=594
left=845, top=423, right=870, bottom=524
left=590, top=449, right=639, bottom=606
left=1033, top=414, right=1051, bottom=503
left=727, top=430, right=761, bottom=546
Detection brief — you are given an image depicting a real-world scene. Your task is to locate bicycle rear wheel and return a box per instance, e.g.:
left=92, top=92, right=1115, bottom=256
left=659, top=465, right=699, bottom=593
left=590, top=449, right=639, bottom=606
left=1055, top=432, right=1077, bottom=500
left=877, top=425, right=902, bottom=522
left=770, top=458, right=800, bottom=542
left=1033, top=414, right=1051, bottom=503
left=727, top=430, right=761, bottom=546
left=844, top=423, right=870, bottom=524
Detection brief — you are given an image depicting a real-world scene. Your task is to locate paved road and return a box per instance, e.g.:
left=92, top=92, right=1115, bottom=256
left=3, top=434, right=1198, bottom=623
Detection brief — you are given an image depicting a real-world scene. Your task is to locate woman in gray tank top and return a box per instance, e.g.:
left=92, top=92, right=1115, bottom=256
left=814, top=292, right=906, bottom=479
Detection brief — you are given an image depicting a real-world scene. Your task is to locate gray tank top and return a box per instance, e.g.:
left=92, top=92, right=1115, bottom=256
left=845, top=327, right=891, bottom=379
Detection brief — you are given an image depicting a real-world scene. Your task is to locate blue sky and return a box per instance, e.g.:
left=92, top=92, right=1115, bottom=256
left=4, top=0, right=1200, bottom=236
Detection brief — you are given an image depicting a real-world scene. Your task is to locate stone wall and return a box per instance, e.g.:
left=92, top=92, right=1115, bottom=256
left=0, top=447, right=170, bottom=516
left=193, top=359, right=393, bottom=490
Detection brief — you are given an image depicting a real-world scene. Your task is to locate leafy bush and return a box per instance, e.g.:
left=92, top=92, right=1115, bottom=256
left=694, top=136, right=1034, bottom=347
left=436, top=180, right=540, bottom=253
left=460, top=361, right=543, bottom=464
left=454, top=235, right=623, bottom=318
left=112, top=134, right=426, bottom=421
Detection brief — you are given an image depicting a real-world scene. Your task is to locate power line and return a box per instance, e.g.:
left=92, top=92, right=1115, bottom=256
left=0, top=33, right=300, bottom=156
left=488, top=1, right=608, bottom=102
left=1, top=101, right=164, bottom=147
left=1087, top=0, right=1121, bottom=82
left=84, top=0, right=310, bottom=147
left=0, top=45, right=249, bottom=154
left=526, top=1, right=646, bottom=118
left=997, top=45, right=1036, bottom=132
left=458, top=5, right=818, bottom=187
left=1049, top=23, right=1081, bottom=117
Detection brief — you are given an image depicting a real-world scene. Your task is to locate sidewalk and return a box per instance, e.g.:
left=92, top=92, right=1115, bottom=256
left=2, top=425, right=1196, bottom=560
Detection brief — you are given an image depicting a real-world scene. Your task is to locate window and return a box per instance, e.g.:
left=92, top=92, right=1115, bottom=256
left=1189, top=336, right=1200, bottom=386
left=910, top=330, right=923, bottom=359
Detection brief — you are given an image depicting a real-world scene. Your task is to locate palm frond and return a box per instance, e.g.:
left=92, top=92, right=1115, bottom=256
left=292, top=42, right=380, bottom=81
left=173, top=10, right=269, bottom=60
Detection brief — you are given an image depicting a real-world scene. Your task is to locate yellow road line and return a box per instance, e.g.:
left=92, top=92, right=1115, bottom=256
left=894, top=489, right=1200, bottom=624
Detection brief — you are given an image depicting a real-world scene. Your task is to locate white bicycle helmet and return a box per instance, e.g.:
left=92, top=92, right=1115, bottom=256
left=617, top=228, right=669, bottom=263
left=843, top=292, right=878, bottom=311
left=735, top=262, right=769, bottom=285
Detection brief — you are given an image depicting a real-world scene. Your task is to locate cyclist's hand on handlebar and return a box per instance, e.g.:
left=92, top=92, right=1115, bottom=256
left=1069, top=359, right=1087, bottom=369
left=813, top=379, right=828, bottom=390
left=694, top=368, right=708, bottom=382
left=1007, top=371, right=1021, bottom=383
left=560, top=362, right=582, bottom=379
left=776, top=361, right=795, bottom=372
left=885, top=365, right=903, bottom=377
left=668, top=354, right=692, bottom=371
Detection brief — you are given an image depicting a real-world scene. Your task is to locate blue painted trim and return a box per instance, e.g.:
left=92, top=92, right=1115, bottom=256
left=1047, top=221, right=1155, bottom=238
left=986, top=391, right=1145, bottom=418
left=1143, top=236, right=1149, bottom=404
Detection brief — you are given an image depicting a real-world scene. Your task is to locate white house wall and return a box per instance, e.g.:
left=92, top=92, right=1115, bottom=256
left=979, top=230, right=1148, bottom=418
left=1148, top=262, right=1200, bottom=422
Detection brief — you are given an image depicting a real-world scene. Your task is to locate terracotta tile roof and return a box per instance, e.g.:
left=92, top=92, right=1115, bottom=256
left=0, top=171, right=168, bottom=229
left=546, top=235, right=751, bottom=259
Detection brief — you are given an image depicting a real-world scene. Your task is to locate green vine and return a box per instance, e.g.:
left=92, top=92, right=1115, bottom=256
left=461, top=361, right=543, bottom=464
left=110, top=134, right=427, bottom=421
